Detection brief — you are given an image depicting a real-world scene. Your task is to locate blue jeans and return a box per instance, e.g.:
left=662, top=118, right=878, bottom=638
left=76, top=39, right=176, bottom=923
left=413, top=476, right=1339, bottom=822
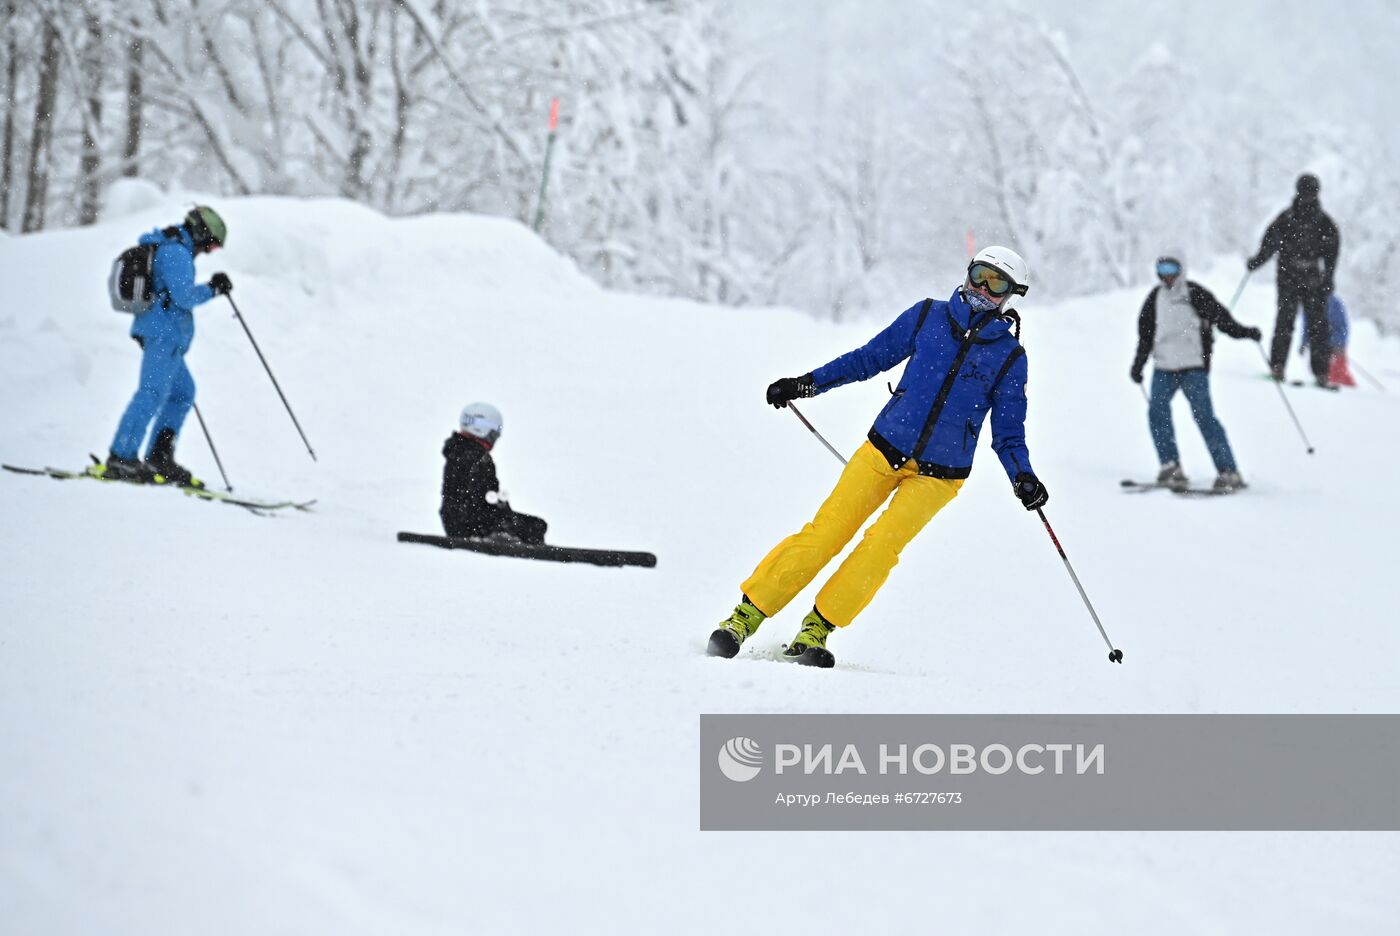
left=1148, top=368, right=1236, bottom=472
left=111, top=335, right=196, bottom=460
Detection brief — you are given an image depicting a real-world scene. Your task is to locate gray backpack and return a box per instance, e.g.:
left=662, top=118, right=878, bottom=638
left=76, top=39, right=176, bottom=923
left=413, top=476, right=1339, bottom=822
left=108, top=242, right=159, bottom=314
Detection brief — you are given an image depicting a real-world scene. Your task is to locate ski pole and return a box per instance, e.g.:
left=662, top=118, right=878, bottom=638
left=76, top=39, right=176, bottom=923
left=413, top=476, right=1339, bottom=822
left=1231, top=270, right=1317, bottom=452
left=1138, top=382, right=1149, bottom=406
left=225, top=295, right=317, bottom=461
left=787, top=402, right=847, bottom=465
left=191, top=402, right=232, bottom=491
left=1252, top=340, right=1316, bottom=455
left=1349, top=356, right=1387, bottom=393
left=1036, top=508, right=1123, bottom=664
left=1226, top=269, right=1252, bottom=311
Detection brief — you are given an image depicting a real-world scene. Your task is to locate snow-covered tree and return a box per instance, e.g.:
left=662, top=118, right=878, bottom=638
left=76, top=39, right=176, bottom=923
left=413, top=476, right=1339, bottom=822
left=2, top=0, right=1399, bottom=331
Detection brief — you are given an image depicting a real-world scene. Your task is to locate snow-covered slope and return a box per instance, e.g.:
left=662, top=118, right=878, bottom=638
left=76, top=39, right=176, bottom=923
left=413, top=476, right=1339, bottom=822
left=2, top=196, right=1398, bottom=934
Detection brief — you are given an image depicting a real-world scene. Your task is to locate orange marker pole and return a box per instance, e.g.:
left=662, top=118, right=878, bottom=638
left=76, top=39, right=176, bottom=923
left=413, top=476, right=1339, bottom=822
left=532, top=97, right=561, bottom=232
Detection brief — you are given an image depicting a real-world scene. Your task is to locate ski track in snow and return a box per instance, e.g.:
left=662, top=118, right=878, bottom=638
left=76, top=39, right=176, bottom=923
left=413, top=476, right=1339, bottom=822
left=2, top=196, right=1399, bottom=934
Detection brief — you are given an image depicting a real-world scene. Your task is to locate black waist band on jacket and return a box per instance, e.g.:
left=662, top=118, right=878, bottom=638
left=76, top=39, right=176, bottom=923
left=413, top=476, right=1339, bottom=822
left=867, top=429, right=972, bottom=480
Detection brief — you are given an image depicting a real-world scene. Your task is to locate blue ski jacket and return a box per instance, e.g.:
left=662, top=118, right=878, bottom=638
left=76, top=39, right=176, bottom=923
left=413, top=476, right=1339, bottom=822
left=810, top=287, right=1035, bottom=482
left=130, top=226, right=215, bottom=353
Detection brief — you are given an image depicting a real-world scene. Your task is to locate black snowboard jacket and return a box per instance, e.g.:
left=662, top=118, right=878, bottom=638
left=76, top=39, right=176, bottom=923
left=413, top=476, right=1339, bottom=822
left=440, top=433, right=509, bottom=539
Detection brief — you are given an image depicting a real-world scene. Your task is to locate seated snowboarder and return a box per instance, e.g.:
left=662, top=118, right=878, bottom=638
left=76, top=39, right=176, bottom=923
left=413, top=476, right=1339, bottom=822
left=440, top=402, right=547, bottom=545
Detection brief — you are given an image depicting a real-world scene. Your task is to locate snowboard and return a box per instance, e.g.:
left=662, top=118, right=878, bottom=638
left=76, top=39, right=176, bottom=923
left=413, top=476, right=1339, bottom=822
left=2, top=463, right=316, bottom=514
left=397, top=531, right=656, bottom=568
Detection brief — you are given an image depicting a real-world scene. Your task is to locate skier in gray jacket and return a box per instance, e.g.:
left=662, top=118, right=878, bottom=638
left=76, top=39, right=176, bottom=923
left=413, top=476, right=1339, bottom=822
left=1130, top=249, right=1261, bottom=492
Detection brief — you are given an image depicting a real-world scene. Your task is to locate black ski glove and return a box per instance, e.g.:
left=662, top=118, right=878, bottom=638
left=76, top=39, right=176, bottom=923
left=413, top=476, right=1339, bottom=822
left=1014, top=472, right=1049, bottom=511
left=1243, top=326, right=1263, bottom=342
left=1130, top=365, right=1144, bottom=384
left=209, top=272, right=233, bottom=295
left=766, top=374, right=814, bottom=409
left=1246, top=255, right=1264, bottom=272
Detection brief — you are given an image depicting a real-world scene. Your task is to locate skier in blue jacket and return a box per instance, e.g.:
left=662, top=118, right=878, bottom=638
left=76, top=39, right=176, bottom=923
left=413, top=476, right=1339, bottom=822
left=707, top=246, right=1046, bottom=667
left=101, top=206, right=232, bottom=486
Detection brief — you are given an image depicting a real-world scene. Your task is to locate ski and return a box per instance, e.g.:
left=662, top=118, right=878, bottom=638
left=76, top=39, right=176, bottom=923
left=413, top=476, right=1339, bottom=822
left=707, top=628, right=742, bottom=658
left=1120, top=479, right=1239, bottom=497
left=1120, top=479, right=1174, bottom=493
left=780, top=644, right=837, bottom=668
left=1258, top=374, right=1340, bottom=392
left=705, top=642, right=842, bottom=669
left=397, top=531, right=656, bottom=568
left=2, top=463, right=315, bottom=513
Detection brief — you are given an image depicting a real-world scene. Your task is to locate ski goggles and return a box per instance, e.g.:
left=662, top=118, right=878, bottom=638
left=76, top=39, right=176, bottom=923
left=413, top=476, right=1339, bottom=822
left=1156, top=259, right=1182, bottom=278
left=967, top=261, right=1016, bottom=297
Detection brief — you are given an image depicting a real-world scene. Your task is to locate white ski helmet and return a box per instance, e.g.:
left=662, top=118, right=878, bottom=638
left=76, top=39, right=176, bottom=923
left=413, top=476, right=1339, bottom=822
left=969, top=245, right=1030, bottom=297
left=458, top=402, right=503, bottom=441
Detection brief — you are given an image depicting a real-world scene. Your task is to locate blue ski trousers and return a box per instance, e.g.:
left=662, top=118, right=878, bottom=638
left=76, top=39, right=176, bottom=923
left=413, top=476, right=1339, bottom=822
left=111, top=335, right=196, bottom=460
left=1148, top=368, right=1237, bottom=472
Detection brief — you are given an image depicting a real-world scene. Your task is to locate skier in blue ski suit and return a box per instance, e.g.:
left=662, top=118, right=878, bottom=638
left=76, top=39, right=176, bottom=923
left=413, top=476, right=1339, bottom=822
left=105, top=206, right=232, bottom=486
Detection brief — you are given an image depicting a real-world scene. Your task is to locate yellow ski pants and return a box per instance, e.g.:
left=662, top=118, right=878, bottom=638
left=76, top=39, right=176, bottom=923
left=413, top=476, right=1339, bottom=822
left=742, top=440, right=962, bottom=627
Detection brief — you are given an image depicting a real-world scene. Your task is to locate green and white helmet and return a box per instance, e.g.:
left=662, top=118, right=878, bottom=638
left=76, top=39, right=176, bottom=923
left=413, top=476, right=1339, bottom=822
left=185, top=205, right=227, bottom=248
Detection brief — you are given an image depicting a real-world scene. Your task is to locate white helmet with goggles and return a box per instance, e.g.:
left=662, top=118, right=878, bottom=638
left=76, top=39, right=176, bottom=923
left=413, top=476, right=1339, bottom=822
left=967, top=246, right=1030, bottom=298
left=459, top=402, right=503, bottom=442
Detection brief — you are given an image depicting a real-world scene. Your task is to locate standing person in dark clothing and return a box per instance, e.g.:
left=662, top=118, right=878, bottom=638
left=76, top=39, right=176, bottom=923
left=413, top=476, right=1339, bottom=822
left=1246, top=173, right=1340, bottom=386
left=440, top=402, right=547, bottom=544
left=1131, top=249, right=1262, bottom=492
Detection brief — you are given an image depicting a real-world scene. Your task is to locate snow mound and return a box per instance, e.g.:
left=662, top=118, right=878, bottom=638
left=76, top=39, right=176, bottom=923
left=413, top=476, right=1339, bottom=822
left=100, top=177, right=168, bottom=220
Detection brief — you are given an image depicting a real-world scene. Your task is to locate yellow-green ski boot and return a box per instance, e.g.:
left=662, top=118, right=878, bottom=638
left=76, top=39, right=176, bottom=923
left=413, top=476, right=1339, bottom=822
left=782, top=609, right=836, bottom=668
left=708, top=597, right=765, bottom=658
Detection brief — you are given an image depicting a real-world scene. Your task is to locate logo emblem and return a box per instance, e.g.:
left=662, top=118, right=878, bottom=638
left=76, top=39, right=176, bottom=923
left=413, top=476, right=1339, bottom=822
left=718, top=737, right=763, bottom=782
left=960, top=359, right=991, bottom=384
